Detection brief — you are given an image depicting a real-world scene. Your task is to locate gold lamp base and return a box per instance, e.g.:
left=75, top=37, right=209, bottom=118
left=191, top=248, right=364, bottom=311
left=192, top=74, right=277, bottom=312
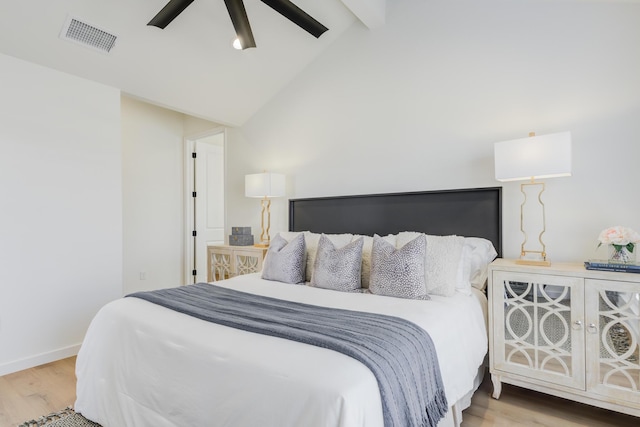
left=517, top=179, right=552, bottom=267
left=516, top=258, right=551, bottom=267
left=255, top=197, right=272, bottom=248
left=517, top=247, right=550, bottom=267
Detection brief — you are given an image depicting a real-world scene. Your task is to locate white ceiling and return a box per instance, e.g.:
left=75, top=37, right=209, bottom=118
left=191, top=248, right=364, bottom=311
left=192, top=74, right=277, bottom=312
left=0, top=1, right=384, bottom=126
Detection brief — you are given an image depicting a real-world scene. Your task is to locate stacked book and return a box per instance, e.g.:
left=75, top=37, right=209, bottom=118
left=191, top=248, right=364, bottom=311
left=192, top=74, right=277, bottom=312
left=584, top=259, right=640, bottom=274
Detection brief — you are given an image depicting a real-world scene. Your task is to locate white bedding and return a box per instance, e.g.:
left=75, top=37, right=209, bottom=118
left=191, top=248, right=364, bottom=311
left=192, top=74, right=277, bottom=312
left=75, top=274, right=488, bottom=427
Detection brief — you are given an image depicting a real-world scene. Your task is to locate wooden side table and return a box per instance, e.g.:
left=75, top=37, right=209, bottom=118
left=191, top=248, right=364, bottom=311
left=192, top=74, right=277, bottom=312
left=207, top=245, right=267, bottom=282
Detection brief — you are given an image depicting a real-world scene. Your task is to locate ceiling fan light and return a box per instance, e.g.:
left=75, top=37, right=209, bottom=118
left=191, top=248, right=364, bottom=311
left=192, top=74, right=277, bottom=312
left=148, top=0, right=324, bottom=49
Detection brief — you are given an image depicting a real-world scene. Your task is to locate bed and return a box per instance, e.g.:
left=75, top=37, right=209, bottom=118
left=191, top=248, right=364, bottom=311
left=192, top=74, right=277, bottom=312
left=75, top=187, right=502, bottom=427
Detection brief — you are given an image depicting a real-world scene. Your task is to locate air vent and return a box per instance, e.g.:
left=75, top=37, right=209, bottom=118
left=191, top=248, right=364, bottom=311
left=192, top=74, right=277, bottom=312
left=60, top=16, right=117, bottom=53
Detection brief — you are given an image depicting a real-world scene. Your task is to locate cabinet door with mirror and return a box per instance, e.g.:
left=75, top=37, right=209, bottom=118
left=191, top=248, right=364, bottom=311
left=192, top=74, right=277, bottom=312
left=491, top=271, right=585, bottom=392
left=585, top=279, right=640, bottom=405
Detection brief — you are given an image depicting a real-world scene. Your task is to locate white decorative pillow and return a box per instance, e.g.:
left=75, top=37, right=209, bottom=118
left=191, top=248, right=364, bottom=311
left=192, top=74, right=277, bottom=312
left=304, top=232, right=353, bottom=282
left=310, top=235, right=364, bottom=292
left=369, top=235, right=429, bottom=300
left=261, top=233, right=306, bottom=284
left=397, top=232, right=464, bottom=297
left=426, top=234, right=465, bottom=297
left=455, top=243, right=474, bottom=295
left=465, top=237, right=498, bottom=291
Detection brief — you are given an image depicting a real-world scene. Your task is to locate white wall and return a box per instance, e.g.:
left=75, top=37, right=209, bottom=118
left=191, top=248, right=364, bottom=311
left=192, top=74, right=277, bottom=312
left=121, top=97, right=219, bottom=295
left=122, top=97, right=185, bottom=294
left=0, top=60, right=219, bottom=375
left=0, top=53, right=122, bottom=375
left=228, top=0, right=640, bottom=263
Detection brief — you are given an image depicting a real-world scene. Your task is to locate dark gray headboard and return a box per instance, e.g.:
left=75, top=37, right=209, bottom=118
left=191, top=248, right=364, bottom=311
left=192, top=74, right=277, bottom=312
left=289, top=187, right=502, bottom=257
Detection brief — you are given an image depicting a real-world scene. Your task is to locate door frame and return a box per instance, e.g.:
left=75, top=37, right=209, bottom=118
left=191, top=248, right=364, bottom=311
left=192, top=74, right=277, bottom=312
left=183, top=127, right=227, bottom=285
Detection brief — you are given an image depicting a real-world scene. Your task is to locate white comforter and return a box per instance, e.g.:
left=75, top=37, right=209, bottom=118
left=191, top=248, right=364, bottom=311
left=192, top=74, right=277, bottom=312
left=75, top=274, right=488, bottom=427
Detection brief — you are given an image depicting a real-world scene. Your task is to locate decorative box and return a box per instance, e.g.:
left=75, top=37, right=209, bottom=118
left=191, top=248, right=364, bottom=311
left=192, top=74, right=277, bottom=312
left=229, top=234, right=254, bottom=246
left=231, top=226, right=252, bottom=235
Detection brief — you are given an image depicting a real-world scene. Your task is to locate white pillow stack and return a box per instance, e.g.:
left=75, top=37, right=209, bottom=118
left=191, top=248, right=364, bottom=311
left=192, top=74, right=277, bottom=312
left=271, top=231, right=498, bottom=297
left=464, top=237, right=498, bottom=291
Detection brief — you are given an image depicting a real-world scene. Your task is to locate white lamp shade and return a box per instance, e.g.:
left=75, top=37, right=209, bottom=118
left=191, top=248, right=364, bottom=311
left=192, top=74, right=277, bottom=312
left=245, top=172, right=286, bottom=198
left=494, top=131, right=572, bottom=182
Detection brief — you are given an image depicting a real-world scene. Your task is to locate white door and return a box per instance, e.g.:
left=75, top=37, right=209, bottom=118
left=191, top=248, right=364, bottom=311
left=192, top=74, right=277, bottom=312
left=185, top=131, right=225, bottom=284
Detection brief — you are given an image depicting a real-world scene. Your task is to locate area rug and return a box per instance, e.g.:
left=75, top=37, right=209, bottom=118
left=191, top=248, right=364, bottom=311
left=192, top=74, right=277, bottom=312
left=18, top=407, right=101, bottom=427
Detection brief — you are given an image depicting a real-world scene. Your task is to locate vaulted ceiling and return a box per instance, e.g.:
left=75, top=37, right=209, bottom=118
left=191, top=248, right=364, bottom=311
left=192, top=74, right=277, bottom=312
left=0, top=0, right=385, bottom=125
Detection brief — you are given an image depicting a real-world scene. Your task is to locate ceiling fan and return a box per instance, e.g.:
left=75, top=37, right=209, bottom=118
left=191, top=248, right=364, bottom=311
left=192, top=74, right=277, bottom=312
left=148, top=0, right=328, bottom=49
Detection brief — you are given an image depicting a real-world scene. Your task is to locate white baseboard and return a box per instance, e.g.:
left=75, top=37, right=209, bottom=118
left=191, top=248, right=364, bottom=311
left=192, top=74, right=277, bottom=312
left=0, top=343, right=81, bottom=377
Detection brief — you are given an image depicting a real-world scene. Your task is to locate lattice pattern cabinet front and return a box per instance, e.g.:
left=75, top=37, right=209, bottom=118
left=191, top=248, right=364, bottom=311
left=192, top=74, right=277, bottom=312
left=585, top=278, right=640, bottom=406
left=207, top=245, right=267, bottom=282
left=488, top=259, right=640, bottom=417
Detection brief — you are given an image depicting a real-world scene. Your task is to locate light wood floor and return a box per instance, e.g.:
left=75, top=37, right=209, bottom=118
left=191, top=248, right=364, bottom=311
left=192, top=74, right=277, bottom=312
left=1, top=357, right=638, bottom=426
left=0, top=357, right=77, bottom=427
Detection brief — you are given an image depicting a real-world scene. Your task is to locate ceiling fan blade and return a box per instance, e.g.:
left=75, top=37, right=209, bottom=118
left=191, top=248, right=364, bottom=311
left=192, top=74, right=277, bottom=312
left=148, top=0, right=196, bottom=28
left=260, top=0, right=328, bottom=38
left=224, top=0, right=256, bottom=49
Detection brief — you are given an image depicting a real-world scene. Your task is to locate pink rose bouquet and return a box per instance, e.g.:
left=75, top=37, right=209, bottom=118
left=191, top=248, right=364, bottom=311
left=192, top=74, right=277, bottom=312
left=598, top=226, right=640, bottom=253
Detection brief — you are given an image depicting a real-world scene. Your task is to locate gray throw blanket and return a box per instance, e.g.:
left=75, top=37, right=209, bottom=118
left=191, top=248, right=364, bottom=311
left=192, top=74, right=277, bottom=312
left=127, top=283, right=448, bottom=427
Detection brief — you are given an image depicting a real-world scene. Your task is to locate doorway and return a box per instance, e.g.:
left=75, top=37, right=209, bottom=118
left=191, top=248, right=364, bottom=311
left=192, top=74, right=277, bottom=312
left=184, top=129, right=226, bottom=284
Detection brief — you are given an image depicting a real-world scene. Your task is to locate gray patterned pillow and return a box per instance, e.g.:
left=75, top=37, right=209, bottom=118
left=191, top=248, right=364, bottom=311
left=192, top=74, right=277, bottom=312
left=310, top=235, right=364, bottom=292
left=261, top=233, right=306, bottom=284
left=369, top=235, right=430, bottom=300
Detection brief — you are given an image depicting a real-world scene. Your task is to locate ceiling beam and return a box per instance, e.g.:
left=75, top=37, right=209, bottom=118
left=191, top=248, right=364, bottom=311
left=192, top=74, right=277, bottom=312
left=340, top=0, right=386, bottom=29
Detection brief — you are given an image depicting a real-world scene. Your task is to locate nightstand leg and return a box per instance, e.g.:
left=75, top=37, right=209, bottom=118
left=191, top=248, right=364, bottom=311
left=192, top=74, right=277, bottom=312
left=491, top=373, right=502, bottom=399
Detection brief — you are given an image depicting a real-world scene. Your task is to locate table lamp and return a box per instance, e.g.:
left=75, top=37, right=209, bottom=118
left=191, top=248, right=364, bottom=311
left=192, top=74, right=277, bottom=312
left=494, top=131, right=572, bottom=266
left=245, top=172, right=285, bottom=247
